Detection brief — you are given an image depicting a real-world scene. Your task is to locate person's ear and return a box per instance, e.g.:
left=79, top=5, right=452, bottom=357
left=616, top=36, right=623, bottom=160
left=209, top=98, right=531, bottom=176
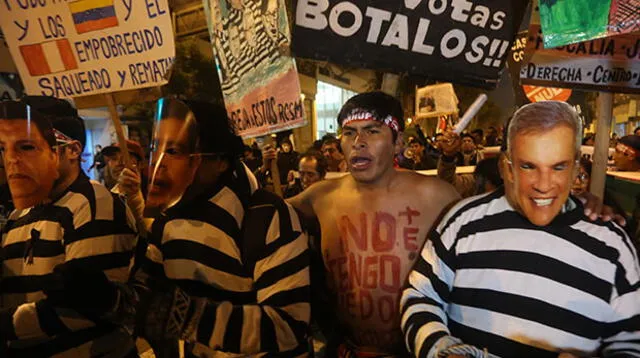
left=68, top=141, right=82, bottom=160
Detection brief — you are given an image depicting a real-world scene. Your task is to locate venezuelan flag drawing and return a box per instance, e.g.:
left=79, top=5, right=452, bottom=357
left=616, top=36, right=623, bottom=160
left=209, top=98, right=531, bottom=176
left=19, top=39, right=78, bottom=76
left=69, top=0, right=118, bottom=34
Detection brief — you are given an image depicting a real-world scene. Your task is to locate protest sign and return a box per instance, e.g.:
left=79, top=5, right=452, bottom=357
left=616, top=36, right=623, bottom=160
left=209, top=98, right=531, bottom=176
left=415, top=83, right=459, bottom=118
left=292, top=0, right=529, bottom=89
left=0, top=0, right=175, bottom=98
left=520, top=24, right=640, bottom=94
left=539, top=0, right=640, bottom=48
left=204, top=0, right=305, bottom=139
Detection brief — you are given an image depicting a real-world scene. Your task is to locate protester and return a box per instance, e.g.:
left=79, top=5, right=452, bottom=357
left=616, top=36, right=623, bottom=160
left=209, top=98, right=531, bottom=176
left=242, top=144, right=261, bottom=172
left=401, top=138, right=437, bottom=170
left=89, top=144, right=105, bottom=179
left=470, top=128, right=484, bottom=148
left=401, top=101, right=640, bottom=357
left=613, top=135, right=640, bottom=171
left=322, top=137, right=348, bottom=172
left=460, top=133, right=484, bottom=165
left=572, top=157, right=592, bottom=196
left=288, top=92, right=461, bottom=356
left=276, top=137, right=300, bottom=182
left=46, top=99, right=312, bottom=357
left=256, top=137, right=301, bottom=189
left=101, top=139, right=147, bottom=225
left=437, top=131, right=475, bottom=197
left=102, top=140, right=144, bottom=190
left=433, top=132, right=446, bottom=152
left=484, top=125, right=500, bottom=146
left=283, top=150, right=328, bottom=198
left=473, top=156, right=503, bottom=195
left=0, top=100, right=137, bottom=357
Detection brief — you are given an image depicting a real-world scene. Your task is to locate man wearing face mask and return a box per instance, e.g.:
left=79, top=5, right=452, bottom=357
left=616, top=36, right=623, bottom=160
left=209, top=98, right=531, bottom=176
left=401, top=101, right=640, bottom=358
left=45, top=99, right=311, bottom=357
left=0, top=100, right=137, bottom=357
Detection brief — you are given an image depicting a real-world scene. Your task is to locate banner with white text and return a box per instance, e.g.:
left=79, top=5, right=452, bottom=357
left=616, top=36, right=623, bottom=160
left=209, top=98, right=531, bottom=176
left=0, top=0, right=175, bottom=98
left=292, top=0, right=530, bottom=89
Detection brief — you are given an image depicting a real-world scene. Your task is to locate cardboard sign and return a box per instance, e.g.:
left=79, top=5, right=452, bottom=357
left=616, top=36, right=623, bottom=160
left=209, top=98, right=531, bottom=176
left=0, top=0, right=175, bottom=98
left=539, top=0, right=640, bottom=48
left=204, top=0, right=305, bottom=139
left=415, top=83, right=459, bottom=118
left=520, top=24, right=640, bottom=94
left=292, top=0, right=530, bottom=89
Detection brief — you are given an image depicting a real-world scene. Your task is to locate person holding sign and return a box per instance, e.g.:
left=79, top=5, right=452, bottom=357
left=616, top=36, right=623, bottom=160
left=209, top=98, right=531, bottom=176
left=0, top=100, right=138, bottom=357
left=401, top=101, right=640, bottom=357
left=288, top=92, right=461, bottom=356
left=43, top=99, right=312, bottom=357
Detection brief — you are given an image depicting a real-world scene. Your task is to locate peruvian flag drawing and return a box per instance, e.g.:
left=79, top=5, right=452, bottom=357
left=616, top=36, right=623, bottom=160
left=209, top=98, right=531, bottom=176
left=19, top=39, right=78, bottom=76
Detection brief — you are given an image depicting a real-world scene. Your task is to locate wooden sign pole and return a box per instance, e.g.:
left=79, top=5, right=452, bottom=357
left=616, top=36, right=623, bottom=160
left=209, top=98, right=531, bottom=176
left=266, top=136, right=283, bottom=197
left=589, top=92, right=613, bottom=199
left=105, top=93, right=131, bottom=167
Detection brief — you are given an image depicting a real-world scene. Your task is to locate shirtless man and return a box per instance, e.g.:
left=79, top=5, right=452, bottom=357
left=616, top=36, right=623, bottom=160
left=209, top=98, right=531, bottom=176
left=288, top=92, right=461, bottom=356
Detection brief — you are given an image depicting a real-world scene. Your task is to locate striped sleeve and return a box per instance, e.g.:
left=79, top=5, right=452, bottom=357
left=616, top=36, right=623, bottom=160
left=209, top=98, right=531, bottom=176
left=601, top=226, right=640, bottom=357
left=192, top=202, right=310, bottom=354
left=63, top=184, right=136, bottom=282
left=3, top=186, right=136, bottom=341
left=401, top=205, right=461, bottom=358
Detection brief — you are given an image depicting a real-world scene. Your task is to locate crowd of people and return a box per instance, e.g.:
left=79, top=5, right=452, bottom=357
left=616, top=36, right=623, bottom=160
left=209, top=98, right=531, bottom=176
left=0, top=92, right=637, bottom=358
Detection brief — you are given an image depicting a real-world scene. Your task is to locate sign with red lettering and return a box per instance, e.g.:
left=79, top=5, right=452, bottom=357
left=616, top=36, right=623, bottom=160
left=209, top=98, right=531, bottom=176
left=520, top=25, right=640, bottom=94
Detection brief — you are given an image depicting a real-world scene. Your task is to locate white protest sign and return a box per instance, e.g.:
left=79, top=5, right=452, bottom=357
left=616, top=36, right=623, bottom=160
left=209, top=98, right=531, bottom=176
left=0, top=0, right=175, bottom=99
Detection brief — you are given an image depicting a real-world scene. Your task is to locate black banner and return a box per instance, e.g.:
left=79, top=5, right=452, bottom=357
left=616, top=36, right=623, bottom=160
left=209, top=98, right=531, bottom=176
left=292, top=0, right=530, bottom=89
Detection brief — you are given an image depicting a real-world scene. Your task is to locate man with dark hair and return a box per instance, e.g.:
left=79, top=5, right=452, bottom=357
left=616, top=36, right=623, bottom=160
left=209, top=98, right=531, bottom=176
left=101, top=139, right=147, bottom=226
left=485, top=125, right=500, bottom=146
left=473, top=156, right=503, bottom=195
left=0, top=100, right=137, bottom=357
left=402, top=101, right=640, bottom=357
left=288, top=92, right=461, bottom=356
left=460, top=133, right=483, bottom=166
left=471, top=128, right=484, bottom=147
left=48, top=99, right=311, bottom=357
left=242, top=145, right=261, bottom=172
left=401, top=138, right=436, bottom=170
left=614, top=135, right=640, bottom=172
left=634, top=127, right=640, bottom=136
left=322, top=137, right=347, bottom=172
left=284, top=150, right=328, bottom=198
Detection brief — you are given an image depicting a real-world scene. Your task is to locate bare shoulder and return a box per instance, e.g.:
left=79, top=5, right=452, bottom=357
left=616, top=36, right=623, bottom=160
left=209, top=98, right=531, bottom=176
left=397, top=171, right=461, bottom=207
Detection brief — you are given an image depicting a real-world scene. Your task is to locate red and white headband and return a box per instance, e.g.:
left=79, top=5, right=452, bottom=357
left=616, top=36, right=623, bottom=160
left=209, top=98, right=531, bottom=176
left=342, top=110, right=400, bottom=134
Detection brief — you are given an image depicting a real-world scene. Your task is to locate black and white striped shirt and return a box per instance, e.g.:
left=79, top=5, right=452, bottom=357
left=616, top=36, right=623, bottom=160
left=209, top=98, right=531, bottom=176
left=0, top=173, right=137, bottom=357
left=401, top=188, right=640, bottom=358
left=136, top=167, right=310, bottom=356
